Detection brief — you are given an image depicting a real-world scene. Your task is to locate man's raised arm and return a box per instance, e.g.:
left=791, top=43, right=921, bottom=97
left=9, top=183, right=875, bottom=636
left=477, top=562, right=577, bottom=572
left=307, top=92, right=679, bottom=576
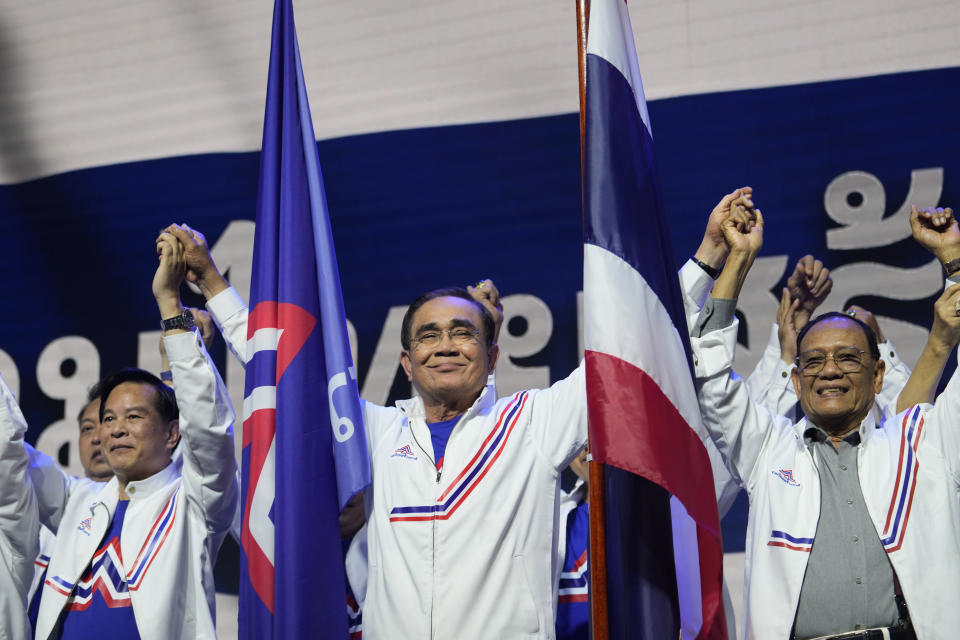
left=0, top=372, right=39, bottom=639
left=690, top=206, right=797, bottom=487
left=897, top=283, right=960, bottom=412
left=899, top=205, right=960, bottom=442
left=154, top=229, right=239, bottom=534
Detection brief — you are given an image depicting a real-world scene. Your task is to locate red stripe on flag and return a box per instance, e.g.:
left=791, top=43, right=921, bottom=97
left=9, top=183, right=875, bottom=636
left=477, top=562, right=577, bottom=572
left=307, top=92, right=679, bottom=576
left=695, top=525, right=727, bottom=640
left=241, top=523, right=276, bottom=613
left=587, top=350, right=727, bottom=638
left=247, top=301, right=278, bottom=340
left=242, top=409, right=276, bottom=449
left=585, top=351, right=720, bottom=535
left=275, top=302, right=316, bottom=381
left=240, top=408, right=277, bottom=612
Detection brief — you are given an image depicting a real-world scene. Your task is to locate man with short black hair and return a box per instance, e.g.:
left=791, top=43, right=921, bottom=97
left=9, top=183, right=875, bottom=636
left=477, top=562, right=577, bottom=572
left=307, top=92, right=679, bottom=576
left=26, top=381, right=114, bottom=628
left=169, top=214, right=587, bottom=639
left=399, top=286, right=497, bottom=352
left=209, top=276, right=584, bottom=639
left=75, top=383, right=112, bottom=484
left=28, top=231, right=238, bottom=640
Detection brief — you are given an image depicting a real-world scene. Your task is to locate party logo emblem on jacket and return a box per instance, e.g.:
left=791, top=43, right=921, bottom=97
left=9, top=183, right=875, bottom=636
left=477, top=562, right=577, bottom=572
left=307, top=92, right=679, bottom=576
left=76, top=517, right=93, bottom=536
left=772, top=468, right=800, bottom=487
left=391, top=444, right=418, bottom=461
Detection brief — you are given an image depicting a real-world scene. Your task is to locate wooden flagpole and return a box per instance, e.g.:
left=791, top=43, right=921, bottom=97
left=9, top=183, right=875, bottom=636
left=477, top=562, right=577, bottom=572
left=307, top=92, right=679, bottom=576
left=577, top=2, right=610, bottom=639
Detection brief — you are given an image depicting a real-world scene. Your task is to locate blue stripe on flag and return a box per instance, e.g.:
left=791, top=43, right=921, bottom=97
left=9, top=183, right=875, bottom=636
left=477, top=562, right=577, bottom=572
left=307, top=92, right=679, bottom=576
left=245, top=351, right=279, bottom=390
left=603, top=467, right=680, bottom=637
left=584, top=53, right=693, bottom=373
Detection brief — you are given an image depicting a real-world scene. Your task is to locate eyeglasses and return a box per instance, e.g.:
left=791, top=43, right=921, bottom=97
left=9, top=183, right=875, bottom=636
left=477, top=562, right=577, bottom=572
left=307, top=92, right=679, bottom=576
left=411, top=327, right=480, bottom=350
left=795, top=347, right=871, bottom=376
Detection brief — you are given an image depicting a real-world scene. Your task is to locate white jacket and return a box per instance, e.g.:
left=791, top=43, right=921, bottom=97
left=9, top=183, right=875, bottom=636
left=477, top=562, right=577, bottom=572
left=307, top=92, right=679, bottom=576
left=361, top=374, right=586, bottom=639
left=31, top=330, right=238, bottom=640
left=207, top=286, right=588, bottom=639
left=0, top=374, right=39, bottom=640
left=693, top=316, right=960, bottom=640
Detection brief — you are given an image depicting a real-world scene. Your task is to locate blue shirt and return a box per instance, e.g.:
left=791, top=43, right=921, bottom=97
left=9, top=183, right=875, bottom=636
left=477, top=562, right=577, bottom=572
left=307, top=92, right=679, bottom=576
left=427, top=416, right=460, bottom=470
left=60, top=500, right=141, bottom=640
left=556, top=501, right=590, bottom=640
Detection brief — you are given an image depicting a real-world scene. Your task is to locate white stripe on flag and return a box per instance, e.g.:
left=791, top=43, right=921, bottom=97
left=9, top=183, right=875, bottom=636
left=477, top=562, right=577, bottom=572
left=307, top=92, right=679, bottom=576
left=242, top=385, right=277, bottom=421
left=671, top=496, right=704, bottom=639
left=247, top=327, right=283, bottom=359
left=586, top=0, right=652, bottom=135
left=583, top=243, right=703, bottom=433
left=249, top=435, right=277, bottom=565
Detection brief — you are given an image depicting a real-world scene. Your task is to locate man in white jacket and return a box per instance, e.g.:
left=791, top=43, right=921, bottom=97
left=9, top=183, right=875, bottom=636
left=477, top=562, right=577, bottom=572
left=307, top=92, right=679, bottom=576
left=0, top=372, right=40, bottom=640
left=160, top=220, right=587, bottom=639
left=25, top=381, right=114, bottom=628
left=30, top=231, right=238, bottom=640
left=692, top=204, right=960, bottom=640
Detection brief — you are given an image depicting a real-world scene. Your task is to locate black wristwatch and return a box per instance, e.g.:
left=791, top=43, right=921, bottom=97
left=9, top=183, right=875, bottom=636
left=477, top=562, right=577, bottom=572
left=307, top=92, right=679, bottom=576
left=161, top=309, right=195, bottom=332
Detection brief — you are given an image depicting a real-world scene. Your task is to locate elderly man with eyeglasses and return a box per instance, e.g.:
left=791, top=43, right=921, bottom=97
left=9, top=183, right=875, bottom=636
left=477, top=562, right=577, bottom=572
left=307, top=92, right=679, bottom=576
left=167, top=217, right=589, bottom=640
left=690, top=204, right=960, bottom=640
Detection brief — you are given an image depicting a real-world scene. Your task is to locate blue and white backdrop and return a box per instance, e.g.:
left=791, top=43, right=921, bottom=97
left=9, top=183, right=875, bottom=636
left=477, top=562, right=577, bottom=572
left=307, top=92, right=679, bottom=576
left=1, top=1, right=957, bottom=636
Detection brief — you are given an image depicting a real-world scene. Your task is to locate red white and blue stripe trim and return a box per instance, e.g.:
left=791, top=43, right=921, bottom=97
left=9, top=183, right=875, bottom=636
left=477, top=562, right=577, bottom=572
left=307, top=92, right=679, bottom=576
left=389, top=392, right=529, bottom=522
left=766, top=530, right=814, bottom=552
left=881, top=406, right=924, bottom=553
left=65, top=539, right=132, bottom=610
left=126, top=488, right=180, bottom=590
left=347, top=593, right=362, bottom=639
left=45, top=574, right=75, bottom=597
left=558, top=549, right=589, bottom=604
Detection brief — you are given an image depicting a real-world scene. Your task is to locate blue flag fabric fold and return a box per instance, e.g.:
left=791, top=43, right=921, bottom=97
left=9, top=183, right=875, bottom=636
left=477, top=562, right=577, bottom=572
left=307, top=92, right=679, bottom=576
left=238, top=0, right=370, bottom=637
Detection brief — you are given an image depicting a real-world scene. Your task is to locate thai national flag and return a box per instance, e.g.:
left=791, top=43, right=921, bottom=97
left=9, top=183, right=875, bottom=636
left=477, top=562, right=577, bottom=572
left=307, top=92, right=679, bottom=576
left=238, top=0, right=371, bottom=637
left=583, top=1, right=727, bottom=638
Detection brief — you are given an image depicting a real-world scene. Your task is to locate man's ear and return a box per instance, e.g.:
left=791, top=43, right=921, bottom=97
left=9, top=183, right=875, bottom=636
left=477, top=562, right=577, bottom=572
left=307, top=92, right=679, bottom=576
left=486, top=343, right=500, bottom=375
left=400, top=350, right=413, bottom=382
left=873, top=358, right=886, bottom=394
left=790, top=366, right=802, bottom=399
left=166, top=419, right=180, bottom=451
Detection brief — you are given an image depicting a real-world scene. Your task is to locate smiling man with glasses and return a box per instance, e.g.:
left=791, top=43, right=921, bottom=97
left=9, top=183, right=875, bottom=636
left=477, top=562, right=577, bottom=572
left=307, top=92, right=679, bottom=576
left=189, top=257, right=589, bottom=639
left=790, top=315, right=885, bottom=448
left=691, top=203, right=960, bottom=640
left=347, top=283, right=587, bottom=640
